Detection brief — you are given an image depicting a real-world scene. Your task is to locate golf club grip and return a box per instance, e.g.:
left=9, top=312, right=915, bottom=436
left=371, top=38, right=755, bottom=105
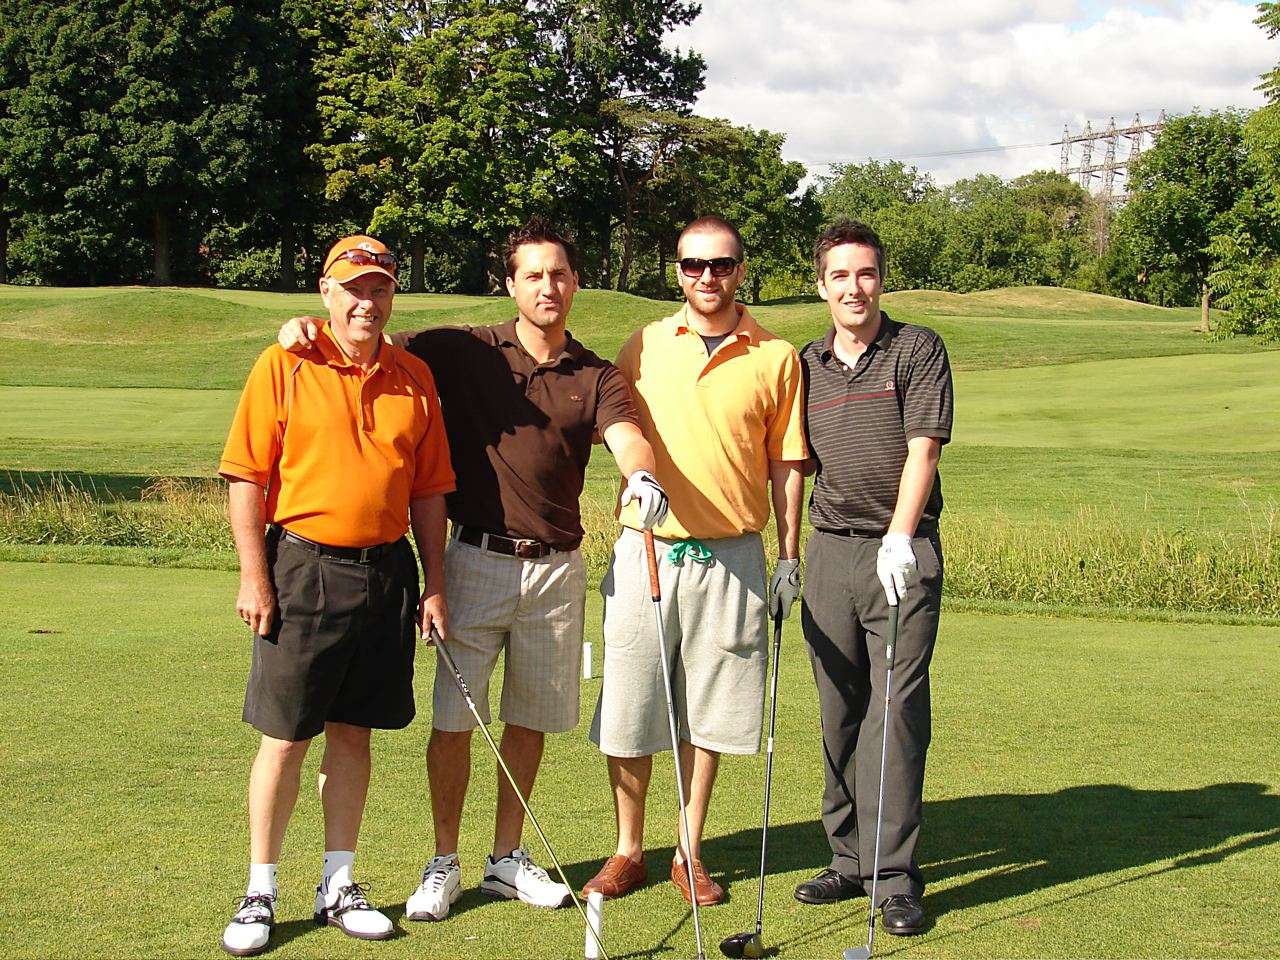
left=886, top=603, right=899, bottom=662
left=643, top=529, right=661, bottom=601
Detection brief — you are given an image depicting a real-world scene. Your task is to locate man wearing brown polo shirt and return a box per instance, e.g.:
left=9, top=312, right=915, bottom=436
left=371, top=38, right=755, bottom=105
left=793, top=219, right=953, bottom=937
left=277, top=219, right=666, bottom=918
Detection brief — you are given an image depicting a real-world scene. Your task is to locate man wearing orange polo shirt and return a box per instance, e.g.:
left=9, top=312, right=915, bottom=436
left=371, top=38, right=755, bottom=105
left=586, top=215, right=807, bottom=906
left=218, top=236, right=454, bottom=957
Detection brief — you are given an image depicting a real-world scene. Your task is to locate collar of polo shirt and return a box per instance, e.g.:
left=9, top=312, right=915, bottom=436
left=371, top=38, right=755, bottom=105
left=313, top=321, right=397, bottom=372
left=668, top=303, right=761, bottom=345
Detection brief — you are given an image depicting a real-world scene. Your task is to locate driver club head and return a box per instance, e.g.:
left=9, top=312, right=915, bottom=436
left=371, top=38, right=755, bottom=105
left=720, top=931, right=763, bottom=959
left=843, top=947, right=872, bottom=960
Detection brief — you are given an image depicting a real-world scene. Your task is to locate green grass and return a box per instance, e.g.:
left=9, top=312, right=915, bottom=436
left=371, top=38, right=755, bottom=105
left=0, top=285, right=1269, bottom=389
left=0, top=561, right=1276, bottom=959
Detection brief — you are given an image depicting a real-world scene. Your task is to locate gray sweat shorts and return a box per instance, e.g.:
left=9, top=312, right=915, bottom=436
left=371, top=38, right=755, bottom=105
left=589, top=527, right=768, bottom=757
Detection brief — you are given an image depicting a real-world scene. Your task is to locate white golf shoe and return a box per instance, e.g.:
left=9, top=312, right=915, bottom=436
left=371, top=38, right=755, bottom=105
left=406, top=854, right=462, bottom=921
left=221, top=892, right=275, bottom=957
left=314, top=880, right=394, bottom=940
left=480, top=848, right=572, bottom=908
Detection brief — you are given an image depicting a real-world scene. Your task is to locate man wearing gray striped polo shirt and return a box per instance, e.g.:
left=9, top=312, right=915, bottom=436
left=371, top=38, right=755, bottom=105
left=793, top=219, right=953, bottom=937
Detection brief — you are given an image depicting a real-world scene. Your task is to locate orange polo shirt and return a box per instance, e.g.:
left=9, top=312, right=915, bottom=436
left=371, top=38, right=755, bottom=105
left=219, top=325, right=455, bottom=547
left=616, top=304, right=808, bottom=540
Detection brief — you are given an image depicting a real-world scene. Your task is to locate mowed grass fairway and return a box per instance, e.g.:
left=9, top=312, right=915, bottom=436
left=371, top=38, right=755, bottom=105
left=2, top=284, right=1278, bottom=532
left=2, top=283, right=1279, bottom=958
left=2, top=562, right=1278, bottom=960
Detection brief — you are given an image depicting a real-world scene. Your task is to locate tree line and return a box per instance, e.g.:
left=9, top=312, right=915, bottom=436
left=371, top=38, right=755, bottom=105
left=0, top=0, right=1277, bottom=338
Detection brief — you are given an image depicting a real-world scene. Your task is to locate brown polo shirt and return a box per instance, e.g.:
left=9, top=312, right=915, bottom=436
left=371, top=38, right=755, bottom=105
left=395, top=320, right=638, bottom=551
left=800, top=312, right=953, bottom=537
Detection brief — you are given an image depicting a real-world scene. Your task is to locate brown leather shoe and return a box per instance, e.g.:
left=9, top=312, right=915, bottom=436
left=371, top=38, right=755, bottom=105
left=582, top=854, right=647, bottom=899
left=671, top=857, right=724, bottom=906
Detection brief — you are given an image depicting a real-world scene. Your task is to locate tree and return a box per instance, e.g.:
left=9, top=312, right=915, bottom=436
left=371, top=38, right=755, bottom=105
left=819, top=160, right=934, bottom=222
left=529, top=0, right=705, bottom=285
left=1116, top=111, right=1253, bottom=331
left=693, top=126, right=819, bottom=303
left=309, top=0, right=597, bottom=292
left=1257, top=2, right=1280, bottom=102
left=4, top=1, right=319, bottom=285
left=1207, top=105, right=1280, bottom=340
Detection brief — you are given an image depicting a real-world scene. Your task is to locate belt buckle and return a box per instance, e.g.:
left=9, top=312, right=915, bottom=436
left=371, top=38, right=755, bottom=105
left=513, top=539, right=541, bottom=559
left=359, top=546, right=372, bottom=563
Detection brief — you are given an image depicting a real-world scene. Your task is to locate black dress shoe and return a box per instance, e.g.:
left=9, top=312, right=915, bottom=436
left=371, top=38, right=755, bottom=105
left=793, top=868, right=864, bottom=904
left=881, top=893, right=927, bottom=935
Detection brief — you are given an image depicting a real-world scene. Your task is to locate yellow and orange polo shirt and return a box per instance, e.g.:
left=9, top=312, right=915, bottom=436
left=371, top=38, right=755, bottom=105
left=219, top=324, right=455, bottom=547
left=616, top=304, right=808, bottom=541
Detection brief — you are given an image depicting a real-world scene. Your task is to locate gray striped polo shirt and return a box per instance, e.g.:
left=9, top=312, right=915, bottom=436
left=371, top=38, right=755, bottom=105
left=800, top=313, right=953, bottom=536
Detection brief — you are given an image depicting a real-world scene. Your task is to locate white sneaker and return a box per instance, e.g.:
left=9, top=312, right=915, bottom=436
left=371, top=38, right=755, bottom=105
left=480, top=848, right=572, bottom=909
left=314, top=880, right=394, bottom=940
left=221, top=892, right=275, bottom=957
left=406, top=854, right=462, bottom=921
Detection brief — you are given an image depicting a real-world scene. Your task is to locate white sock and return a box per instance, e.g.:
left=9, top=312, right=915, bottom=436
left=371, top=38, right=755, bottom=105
left=323, top=850, right=356, bottom=894
left=247, top=863, right=277, bottom=898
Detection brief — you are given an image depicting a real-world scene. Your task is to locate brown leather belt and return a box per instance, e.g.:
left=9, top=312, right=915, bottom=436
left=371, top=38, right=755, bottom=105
left=454, top=524, right=555, bottom=559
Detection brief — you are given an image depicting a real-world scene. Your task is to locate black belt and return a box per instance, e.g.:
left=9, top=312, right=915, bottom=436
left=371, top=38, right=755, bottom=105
left=454, top=524, right=555, bottom=559
left=274, top=527, right=398, bottom=564
left=819, top=527, right=937, bottom=539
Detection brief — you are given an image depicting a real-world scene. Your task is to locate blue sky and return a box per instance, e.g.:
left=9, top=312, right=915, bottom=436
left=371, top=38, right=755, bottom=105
left=670, top=1, right=1273, bottom=186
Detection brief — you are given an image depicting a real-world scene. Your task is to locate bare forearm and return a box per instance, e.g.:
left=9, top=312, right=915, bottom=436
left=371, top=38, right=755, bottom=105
left=410, top=495, right=448, bottom=595
left=603, top=420, right=656, bottom=477
left=769, top=460, right=804, bottom=559
left=227, top=480, right=269, bottom=581
left=887, top=438, right=942, bottom=537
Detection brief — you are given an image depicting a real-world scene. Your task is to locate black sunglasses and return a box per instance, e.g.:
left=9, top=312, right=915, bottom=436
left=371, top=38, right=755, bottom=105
left=678, top=257, right=739, bottom=279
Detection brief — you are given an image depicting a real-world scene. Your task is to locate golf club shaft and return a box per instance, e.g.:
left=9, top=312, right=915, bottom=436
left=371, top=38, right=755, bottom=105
left=431, top=629, right=610, bottom=960
left=643, top=530, right=706, bottom=960
left=754, top=614, right=783, bottom=936
left=864, top=603, right=899, bottom=958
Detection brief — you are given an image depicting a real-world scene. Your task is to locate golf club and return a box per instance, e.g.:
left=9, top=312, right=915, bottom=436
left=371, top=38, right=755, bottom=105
left=841, top=602, right=899, bottom=960
left=643, top=529, right=706, bottom=960
left=719, top=612, right=784, bottom=960
left=429, top=627, right=610, bottom=960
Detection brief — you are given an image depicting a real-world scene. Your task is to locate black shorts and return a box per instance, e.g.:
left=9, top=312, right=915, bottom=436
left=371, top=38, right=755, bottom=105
left=242, top=529, right=420, bottom=742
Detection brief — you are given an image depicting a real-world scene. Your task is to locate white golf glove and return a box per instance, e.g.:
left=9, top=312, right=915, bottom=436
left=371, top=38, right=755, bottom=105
left=620, top=469, right=669, bottom=529
left=876, top=533, right=917, bottom=606
left=769, top=557, right=802, bottom=620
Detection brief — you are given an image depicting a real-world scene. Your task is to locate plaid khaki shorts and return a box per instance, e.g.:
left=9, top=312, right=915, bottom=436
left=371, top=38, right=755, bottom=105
left=431, top=536, right=587, bottom=733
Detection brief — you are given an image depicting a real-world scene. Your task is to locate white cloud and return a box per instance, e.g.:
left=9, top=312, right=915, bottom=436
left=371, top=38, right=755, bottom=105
left=669, top=0, right=1273, bottom=185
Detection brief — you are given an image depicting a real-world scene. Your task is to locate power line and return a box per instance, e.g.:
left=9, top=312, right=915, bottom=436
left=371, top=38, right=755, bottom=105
left=796, top=107, right=1173, bottom=169
left=797, top=140, right=1057, bottom=168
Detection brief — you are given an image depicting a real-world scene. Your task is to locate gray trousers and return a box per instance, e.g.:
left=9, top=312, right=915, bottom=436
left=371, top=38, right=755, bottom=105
left=800, top=528, right=943, bottom=902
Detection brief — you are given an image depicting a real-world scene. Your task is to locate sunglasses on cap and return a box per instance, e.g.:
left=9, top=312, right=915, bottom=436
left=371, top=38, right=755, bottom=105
left=324, top=249, right=398, bottom=273
left=678, top=256, right=739, bottom=279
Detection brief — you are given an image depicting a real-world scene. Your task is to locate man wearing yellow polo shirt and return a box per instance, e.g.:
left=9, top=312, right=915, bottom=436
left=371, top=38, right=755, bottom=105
left=586, top=215, right=807, bottom=905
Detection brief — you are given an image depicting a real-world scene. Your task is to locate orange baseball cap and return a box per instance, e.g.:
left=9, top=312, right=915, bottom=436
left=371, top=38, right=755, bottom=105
left=322, top=235, right=399, bottom=285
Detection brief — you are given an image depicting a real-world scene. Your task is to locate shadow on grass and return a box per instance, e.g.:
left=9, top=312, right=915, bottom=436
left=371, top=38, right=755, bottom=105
left=0, top=469, right=174, bottom=499
left=559, top=781, right=1278, bottom=956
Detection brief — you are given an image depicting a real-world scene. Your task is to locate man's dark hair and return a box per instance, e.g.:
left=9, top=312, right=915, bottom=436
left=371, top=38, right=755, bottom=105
left=814, top=219, right=886, bottom=280
left=504, top=217, right=580, bottom=277
left=677, top=214, right=745, bottom=261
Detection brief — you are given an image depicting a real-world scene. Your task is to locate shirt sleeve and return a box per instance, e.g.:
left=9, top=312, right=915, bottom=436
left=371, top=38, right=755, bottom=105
left=218, top=347, right=288, bottom=485
left=409, top=370, right=457, bottom=499
left=765, top=347, right=810, bottom=461
left=903, top=331, right=954, bottom=443
left=593, top=362, right=640, bottom=434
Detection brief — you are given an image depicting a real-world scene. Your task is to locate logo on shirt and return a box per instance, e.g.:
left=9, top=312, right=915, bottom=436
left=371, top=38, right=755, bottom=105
left=885, top=379, right=895, bottom=391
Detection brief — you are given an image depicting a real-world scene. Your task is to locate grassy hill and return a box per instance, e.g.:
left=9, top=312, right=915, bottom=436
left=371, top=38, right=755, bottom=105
left=0, top=283, right=1262, bottom=389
